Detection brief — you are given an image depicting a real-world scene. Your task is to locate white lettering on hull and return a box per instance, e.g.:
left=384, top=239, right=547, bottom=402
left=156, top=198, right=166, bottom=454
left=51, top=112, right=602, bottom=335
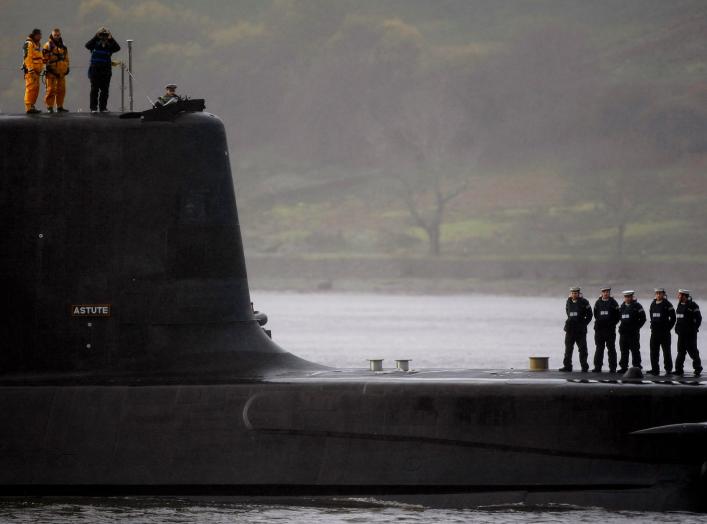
left=70, top=304, right=111, bottom=317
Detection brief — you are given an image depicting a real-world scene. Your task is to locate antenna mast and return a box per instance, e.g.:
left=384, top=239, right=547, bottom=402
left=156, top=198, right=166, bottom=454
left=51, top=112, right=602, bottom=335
left=126, top=39, right=134, bottom=111
left=120, top=62, right=126, bottom=112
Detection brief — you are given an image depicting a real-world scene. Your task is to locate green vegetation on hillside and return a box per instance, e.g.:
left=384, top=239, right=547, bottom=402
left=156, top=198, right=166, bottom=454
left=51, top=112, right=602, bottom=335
left=1, top=0, right=706, bottom=261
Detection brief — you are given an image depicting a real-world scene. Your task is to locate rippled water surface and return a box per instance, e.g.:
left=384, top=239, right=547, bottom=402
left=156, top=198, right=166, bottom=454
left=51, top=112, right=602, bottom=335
left=0, top=498, right=705, bottom=523
left=2, top=292, right=705, bottom=523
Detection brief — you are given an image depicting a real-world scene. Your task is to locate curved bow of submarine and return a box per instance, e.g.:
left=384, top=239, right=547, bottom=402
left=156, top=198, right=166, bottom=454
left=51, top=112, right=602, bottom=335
left=0, top=112, right=322, bottom=382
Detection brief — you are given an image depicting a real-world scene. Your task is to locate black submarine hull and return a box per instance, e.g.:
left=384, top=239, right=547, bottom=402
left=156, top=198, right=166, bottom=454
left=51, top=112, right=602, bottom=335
left=1, top=113, right=706, bottom=511
left=1, top=375, right=706, bottom=511
left=0, top=376, right=707, bottom=510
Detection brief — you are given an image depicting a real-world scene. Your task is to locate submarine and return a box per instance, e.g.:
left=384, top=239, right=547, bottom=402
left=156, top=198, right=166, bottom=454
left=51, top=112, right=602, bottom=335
left=1, top=107, right=707, bottom=512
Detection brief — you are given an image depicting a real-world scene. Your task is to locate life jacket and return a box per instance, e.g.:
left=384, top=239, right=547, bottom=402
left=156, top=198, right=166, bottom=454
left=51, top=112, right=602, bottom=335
left=43, top=37, right=69, bottom=76
left=22, top=38, right=44, bottom=74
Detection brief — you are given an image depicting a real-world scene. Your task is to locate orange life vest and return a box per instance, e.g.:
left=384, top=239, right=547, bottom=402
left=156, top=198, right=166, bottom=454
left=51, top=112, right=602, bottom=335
left=43, top=38, right=69, bottom=76
left=23, top=38, right=44, bottom=74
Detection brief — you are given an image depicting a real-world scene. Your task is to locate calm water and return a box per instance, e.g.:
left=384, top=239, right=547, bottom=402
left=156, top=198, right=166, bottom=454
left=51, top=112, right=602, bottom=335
left=254, top=291, right=707, bottom=371
left=2, top=292, right=705, bottom=523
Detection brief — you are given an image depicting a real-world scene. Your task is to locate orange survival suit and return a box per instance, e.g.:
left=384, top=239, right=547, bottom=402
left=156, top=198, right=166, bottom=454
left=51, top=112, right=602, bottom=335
left=43, top=35, right=70, bottom=110
left=23, top=34, right=45, bottom=112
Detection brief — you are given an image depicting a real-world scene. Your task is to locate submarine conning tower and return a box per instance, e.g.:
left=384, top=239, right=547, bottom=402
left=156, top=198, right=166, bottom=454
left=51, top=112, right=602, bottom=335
left=0, top=112, right=320, bottom=382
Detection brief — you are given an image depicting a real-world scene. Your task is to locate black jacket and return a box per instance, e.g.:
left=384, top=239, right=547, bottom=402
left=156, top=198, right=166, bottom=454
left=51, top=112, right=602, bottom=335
left=676, top=300, right=702, bottom=335
left=649, top=299, right=676, bottom=332
left=593, top=297, right=620, bottom=332
left=565, top=297, right=593, bottom=334
left=619, top=300, right=646, bottom=334
left=85, top=36, right=120, bottom=73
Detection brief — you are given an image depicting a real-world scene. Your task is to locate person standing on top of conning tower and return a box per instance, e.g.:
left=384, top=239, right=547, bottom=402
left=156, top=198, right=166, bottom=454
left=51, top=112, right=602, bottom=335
left=647, top=288, right=676, bottom=376
left=618, top=290, right=646, bottom=373
left=592, top=286, right=620, bottom=373
left=559, top=286, right=593, bottom=372
left=43, top=28, right=70, bottom=113
left=85, top=27, right=120, bottom=113
left=154, top=84, right=181, bottom=107
left=22, top=29, right=45, bottom=114
left=674, top=289, right=702, bottom=377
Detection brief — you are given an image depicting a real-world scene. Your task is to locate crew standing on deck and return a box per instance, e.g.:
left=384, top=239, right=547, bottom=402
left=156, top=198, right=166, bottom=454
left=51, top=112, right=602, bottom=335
left=43, top=28, right=70, bottom=113
left=85, top=27, right=120, bottom=113
left=618, top=290, right=646, bottom=373
left=22, top=29, right=45, bottom=114
left=675, top=289, right=703, bottom=377
left=560, top=287, right=593, bottom=372
left=648, top=288, right=676, bottom=376
left=592, top=287, right=620, bottom=373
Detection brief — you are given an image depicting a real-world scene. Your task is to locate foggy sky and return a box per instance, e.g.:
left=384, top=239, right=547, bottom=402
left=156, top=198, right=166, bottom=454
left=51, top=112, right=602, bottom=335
left=1, top=0, right=706, bottom=264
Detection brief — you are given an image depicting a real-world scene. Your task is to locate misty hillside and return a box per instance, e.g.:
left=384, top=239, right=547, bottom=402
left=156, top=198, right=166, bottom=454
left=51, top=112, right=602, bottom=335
left=1, top=0, right=706, bottom=264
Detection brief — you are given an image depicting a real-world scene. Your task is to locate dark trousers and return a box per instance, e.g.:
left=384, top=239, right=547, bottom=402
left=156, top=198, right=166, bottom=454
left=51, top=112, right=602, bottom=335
left=564, top=331, right=588, bottom=370
left=675, top=331, right=702, bottom=373
left=89, top=70, right=111, bottom=111
left=649, top=330, right=673, bottom=373
left=593, top=330, right=617, bottom=371
left=619, top=331, right=642, bottom=370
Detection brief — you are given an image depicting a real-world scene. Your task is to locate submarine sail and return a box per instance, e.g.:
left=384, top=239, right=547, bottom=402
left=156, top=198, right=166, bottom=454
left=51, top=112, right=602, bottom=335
left=0, top=112, right=317, bottom=381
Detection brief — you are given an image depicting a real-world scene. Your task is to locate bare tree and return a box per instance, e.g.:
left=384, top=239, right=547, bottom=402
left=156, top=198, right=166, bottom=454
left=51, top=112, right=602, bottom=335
left=396, top=170, right=468, bottom=256
left=574, top=83, right=679, bottom=260
left=592, top=169, right=654, bottom=259
left=577, top=131, right=674, bottom=260
left=384, top=73, right=482, bottom=256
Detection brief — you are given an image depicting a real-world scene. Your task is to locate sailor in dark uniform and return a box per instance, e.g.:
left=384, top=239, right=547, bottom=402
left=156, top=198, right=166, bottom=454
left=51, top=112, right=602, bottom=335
left=560, top=286, right=593, bottom=372
left=592, top=286, right=620, bottom=373
left=675, top=289, right=703, bottom=377
left=618, top=290, right=646, bottom=373
left=648, top=288, right=676, bottom=375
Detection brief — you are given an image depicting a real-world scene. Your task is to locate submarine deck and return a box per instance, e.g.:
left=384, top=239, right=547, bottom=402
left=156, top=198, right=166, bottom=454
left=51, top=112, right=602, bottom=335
left=270, top=368, right=707, bottom=386
left=0, top=368, right=704, bottom=386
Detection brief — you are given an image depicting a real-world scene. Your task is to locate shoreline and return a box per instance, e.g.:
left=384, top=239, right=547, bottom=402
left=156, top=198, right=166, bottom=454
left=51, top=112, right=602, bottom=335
left=246, top=255, right=707, bottom=297
left=249, top=276, right=706, bottom=298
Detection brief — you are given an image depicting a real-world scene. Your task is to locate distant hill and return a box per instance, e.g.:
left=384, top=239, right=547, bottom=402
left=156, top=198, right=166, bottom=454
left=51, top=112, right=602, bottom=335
left=1, top=0, right=706, bottom=262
